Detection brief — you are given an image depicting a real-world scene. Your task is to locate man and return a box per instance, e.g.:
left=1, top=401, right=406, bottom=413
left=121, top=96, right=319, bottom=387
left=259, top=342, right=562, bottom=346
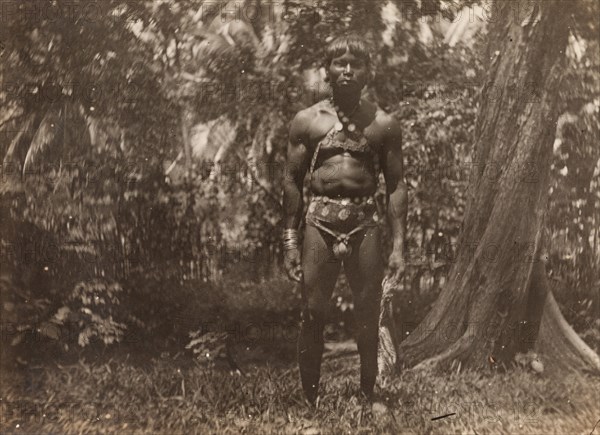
left=282, top=34, right=408, bottom=403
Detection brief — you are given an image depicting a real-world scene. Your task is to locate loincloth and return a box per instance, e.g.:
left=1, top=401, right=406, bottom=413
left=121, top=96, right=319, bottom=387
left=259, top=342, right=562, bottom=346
left=305, top=195, right=380, bottom=258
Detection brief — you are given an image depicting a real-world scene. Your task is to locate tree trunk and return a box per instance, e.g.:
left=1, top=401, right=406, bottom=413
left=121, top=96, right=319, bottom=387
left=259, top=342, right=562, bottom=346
left=393, top=0, right=600, bottom=374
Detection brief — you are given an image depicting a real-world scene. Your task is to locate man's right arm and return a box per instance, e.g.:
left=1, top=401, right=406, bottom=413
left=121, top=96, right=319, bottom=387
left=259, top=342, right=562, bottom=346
left=283, top=112, right=310, bottom=230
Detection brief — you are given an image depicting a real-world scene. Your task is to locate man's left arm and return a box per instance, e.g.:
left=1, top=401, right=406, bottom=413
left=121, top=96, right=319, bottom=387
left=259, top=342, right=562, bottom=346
left=380, top=116, right=408, bottom=276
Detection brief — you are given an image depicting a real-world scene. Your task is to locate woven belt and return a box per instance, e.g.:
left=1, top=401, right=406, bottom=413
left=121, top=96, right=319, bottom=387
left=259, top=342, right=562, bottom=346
left=306, top=194, right=379, bottom=259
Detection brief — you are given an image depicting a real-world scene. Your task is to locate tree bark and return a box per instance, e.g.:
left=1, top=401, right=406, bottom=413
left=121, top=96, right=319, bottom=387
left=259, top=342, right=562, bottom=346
left=393, top=0, right=600, bottom=374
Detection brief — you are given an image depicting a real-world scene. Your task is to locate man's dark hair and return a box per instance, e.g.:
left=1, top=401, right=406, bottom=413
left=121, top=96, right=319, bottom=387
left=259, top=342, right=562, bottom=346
left=323, top=34, right=371, bottom=69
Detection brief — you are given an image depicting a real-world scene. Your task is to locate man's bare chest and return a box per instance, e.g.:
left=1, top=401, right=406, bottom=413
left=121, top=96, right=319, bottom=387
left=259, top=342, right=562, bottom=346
left=305, top=115, right=384, bottom=156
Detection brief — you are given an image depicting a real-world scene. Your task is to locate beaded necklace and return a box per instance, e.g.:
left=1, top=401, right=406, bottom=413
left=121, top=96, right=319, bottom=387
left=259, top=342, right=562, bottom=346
left=309, top=97, right=373, bottom=184
left=329, top=96, right=360, bottom=132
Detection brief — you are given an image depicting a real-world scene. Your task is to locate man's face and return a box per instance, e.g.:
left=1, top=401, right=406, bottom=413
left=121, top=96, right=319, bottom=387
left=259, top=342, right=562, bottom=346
left=328, top=48, right=369, bottom=94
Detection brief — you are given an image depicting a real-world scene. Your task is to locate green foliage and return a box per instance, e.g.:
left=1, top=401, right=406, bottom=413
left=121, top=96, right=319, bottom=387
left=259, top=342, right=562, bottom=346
left=186, top=329, right=229, bottom=366
left=548, top=38, right=600, bottom=345
left=184, top=276, right=298, bottom=366
left=1, top=0, right=598, bottom=360
left=57, top=281, right=127, bottom=347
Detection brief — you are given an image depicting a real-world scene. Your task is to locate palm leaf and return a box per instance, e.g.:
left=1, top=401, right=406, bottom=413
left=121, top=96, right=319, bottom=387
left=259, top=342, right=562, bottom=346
left=3, top=113, right=37, bottom=161
left=210, top=116, right=238, bottom=164
left=189, top=115, right=237, bottom=162
left=0, top=105, right=24, bottom=131
left=1, top=113, right=40, bottom=194
left=22, top=106, right=63, bottom=174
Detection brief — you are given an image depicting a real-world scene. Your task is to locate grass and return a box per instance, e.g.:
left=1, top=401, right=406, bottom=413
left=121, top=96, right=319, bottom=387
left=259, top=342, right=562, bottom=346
left=1, top=340, right=599, bottom=435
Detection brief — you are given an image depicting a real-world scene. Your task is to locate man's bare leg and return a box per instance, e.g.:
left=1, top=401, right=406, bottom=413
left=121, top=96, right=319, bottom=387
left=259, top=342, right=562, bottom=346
left=298, top=224, right=341, bottom=403
left=344, top=226, right=384, bottom=399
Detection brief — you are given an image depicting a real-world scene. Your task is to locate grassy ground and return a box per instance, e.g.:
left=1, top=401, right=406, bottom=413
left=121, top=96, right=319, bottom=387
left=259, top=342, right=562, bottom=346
left=1, top=340, right=599, bottom=435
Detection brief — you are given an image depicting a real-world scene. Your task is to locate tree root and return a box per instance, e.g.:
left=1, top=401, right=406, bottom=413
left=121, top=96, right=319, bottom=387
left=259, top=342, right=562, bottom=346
left=411, top=331, right=475, bottom=372
left=536, top=288, right=600, bottom=375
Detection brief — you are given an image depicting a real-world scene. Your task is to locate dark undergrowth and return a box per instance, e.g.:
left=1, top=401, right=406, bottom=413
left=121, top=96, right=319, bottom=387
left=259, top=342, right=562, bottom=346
left=1, top=337, right=599, bottom=435
left=2, top=275, right=599, bottom=434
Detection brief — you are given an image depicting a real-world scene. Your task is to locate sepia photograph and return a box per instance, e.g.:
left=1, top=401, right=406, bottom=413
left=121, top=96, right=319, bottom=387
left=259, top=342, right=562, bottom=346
left=1, top=0, right=599, bottom=433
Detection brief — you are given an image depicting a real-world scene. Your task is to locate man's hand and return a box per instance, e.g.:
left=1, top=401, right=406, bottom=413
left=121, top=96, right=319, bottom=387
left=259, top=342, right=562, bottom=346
left=388, top=249, right=406, bottom=281
left=284, top=247, right=303, bottom=283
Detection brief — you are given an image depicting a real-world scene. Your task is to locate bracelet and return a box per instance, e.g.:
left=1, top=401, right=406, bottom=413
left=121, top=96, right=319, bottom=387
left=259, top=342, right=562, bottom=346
left=283, top=241, right=297, bottom=250
left=283, top=229, right=297, bottom=238
left=283, top=229, right=298, bottom=250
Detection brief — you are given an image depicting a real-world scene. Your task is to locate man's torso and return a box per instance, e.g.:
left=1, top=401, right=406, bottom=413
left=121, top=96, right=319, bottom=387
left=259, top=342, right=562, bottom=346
left=297, top=99, right=391, bottom=198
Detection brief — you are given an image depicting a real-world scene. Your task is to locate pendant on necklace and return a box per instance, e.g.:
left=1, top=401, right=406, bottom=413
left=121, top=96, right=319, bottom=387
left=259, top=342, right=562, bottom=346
left=334, top=122, right=343, bottom=131
left=348, top=123, right=356, bottom=132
